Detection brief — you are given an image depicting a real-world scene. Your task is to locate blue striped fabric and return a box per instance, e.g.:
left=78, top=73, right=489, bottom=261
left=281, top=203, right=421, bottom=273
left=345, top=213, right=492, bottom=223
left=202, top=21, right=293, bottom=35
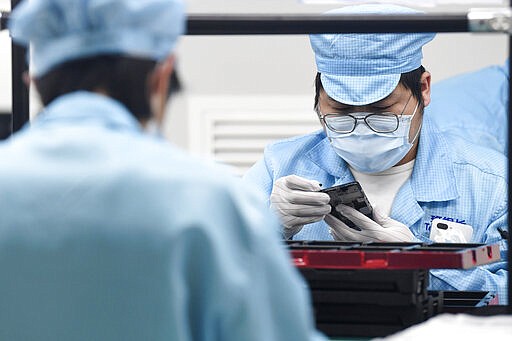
left=309, top=4, right=435, bottom=105
left=427, top=59, right=509, bottom=155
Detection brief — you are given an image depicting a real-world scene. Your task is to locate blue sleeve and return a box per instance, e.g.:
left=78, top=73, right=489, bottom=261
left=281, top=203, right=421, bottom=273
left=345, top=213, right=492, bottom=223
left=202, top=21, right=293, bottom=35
left=243, top=152, right=275, bottom=205
left=429, top=211, right=509, bottom=304
left=427, top=61, right=509, bottom=155
left=179, top=181, right=326, bottom=341
left=227, top=201, right=326, bottom=341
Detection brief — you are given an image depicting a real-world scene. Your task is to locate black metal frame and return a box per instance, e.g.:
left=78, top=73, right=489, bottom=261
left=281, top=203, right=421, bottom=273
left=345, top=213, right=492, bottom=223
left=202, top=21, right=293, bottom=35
left=186, top=13, right=468, bottom=34
left=9, top=0, right=28, bottom=133
left=1, top=3, right=511, bottom=313
left=508, top=2, right=512, bottom=314
left=0, top=11, right=8, bottom=31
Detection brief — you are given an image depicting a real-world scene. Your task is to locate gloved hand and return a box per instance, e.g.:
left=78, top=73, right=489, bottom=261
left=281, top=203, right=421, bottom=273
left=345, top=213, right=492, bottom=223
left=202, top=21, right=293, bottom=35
left=325, top=204, right=415, bottom=242
left=270, top=175, right=331, bottom=239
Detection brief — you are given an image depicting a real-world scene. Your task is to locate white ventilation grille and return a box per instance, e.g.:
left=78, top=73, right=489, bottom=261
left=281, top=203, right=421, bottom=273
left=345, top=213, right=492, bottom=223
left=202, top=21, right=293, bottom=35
left=188, top=95, right=320, bottom=176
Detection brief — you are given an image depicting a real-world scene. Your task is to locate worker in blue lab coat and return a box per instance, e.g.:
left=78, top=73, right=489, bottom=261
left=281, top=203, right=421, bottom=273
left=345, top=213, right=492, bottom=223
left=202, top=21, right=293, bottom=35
left=244, top=4, right=508, bottom=304
left=427, top=59, right=509, bottom=155
left=0, top=1, right=326, bottom=340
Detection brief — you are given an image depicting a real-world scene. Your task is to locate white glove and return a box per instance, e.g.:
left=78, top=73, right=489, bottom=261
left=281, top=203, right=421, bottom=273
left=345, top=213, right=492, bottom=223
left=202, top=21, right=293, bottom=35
left=325, top=204, right=415, bottom=242
left=270, top=175, right=331, bottom=239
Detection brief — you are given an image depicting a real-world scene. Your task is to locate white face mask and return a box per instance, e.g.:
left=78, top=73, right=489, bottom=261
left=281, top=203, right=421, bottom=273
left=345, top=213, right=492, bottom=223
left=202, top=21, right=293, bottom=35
left=326, top=100, right=421, bottom=174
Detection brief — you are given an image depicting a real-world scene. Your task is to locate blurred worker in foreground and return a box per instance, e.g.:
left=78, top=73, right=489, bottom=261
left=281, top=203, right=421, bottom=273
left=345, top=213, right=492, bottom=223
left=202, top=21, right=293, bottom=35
left=244, top=4, right=508, bottom=303
left=427, top=59, right=509, bottom=155
left=0, top=1, right=325, bottom=340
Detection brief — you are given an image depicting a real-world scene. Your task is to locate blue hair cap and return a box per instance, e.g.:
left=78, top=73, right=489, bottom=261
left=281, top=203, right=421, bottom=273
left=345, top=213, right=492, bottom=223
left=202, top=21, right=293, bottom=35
left=9, top=0, right=185, bottom=76
left=310, top=4, right=435, bottom=105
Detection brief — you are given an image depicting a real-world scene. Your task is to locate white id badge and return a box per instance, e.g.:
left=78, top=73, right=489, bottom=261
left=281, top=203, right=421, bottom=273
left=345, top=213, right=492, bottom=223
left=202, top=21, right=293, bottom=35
left=430, top=219, right=473, bottom=243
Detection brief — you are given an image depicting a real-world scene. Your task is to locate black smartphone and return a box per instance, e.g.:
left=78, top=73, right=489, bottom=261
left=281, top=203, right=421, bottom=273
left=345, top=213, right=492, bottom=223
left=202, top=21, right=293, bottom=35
left=320, top=182, right=373, bottom=231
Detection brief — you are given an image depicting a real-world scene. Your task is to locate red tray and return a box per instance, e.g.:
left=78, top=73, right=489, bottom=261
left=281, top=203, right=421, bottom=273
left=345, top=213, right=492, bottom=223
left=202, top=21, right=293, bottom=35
left=287, top=241, right=501, bottom=270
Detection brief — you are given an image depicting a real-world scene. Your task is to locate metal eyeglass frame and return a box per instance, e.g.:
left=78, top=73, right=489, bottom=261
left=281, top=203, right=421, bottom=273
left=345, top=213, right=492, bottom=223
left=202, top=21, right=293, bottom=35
left=319, top=94, right=413, bottom=134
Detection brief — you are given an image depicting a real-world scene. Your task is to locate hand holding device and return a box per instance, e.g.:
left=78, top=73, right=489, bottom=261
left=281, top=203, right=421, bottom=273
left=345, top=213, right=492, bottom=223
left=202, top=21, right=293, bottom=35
left=270, top=175, right=331, bottom=239
left=320, top=182, right=373, bottom=231
left=325, top=204, right=415, bottom=242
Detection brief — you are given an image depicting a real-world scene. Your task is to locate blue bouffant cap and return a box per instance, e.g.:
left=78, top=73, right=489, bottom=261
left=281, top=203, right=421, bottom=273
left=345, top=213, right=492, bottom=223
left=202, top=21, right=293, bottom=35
left=9, top=0, right=185, bottom=77
left=310, top=4, right=435, bottom=106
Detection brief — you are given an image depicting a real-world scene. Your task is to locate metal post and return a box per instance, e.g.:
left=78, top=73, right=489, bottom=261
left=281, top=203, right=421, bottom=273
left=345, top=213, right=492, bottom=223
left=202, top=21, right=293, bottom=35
left=10, top=0, right=29, bottom=134
left=508, top=0, right=512, bottom=315
left=0, top=11, right=9, bottom=31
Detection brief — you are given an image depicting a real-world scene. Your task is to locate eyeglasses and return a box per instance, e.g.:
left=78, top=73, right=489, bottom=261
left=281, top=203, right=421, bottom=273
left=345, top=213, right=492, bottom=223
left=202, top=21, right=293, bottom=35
left=319, top=95, right=413, bottom=134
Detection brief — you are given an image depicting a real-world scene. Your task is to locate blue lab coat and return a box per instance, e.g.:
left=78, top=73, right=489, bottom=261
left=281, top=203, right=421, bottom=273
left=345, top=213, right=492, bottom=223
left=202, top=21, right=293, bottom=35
left=0, top=91, right=326, bottom=341
left=244, top=114, right=508, bottom=304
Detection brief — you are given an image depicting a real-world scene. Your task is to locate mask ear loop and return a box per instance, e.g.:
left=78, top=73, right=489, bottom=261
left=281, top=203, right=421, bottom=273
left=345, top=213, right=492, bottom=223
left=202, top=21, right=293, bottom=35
left=398, top=94, right=413, bottom=120
left=407, top=100, right=422, bottom=145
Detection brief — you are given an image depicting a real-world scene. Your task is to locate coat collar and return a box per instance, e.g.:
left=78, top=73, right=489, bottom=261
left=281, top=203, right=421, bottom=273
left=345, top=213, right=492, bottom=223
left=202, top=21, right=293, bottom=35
left=305, top=131, right=355, bottom=183
left=33, top=91, right=142, bottom=133
left=410, top=114, right=459, bottom=202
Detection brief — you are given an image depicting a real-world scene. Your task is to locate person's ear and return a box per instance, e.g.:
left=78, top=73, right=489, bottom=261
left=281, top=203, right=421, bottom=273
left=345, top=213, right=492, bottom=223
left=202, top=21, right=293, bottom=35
left=149, top=54, right=175, bottom=99
left=22, top=71, right=32, bottom=88
left=420, top=71, right=431, bottom=107
left=148, top=54, right=175, bottom=122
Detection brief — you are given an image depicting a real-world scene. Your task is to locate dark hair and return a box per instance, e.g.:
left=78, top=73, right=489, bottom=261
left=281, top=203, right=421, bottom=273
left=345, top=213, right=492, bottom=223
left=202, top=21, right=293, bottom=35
left=314, top=65, right=426, bottom=112
left=34, top=55, right=157, bottom=122
left=399, top=65, right=426, bottom=104
left=169, top=68, right=182, bottom=95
